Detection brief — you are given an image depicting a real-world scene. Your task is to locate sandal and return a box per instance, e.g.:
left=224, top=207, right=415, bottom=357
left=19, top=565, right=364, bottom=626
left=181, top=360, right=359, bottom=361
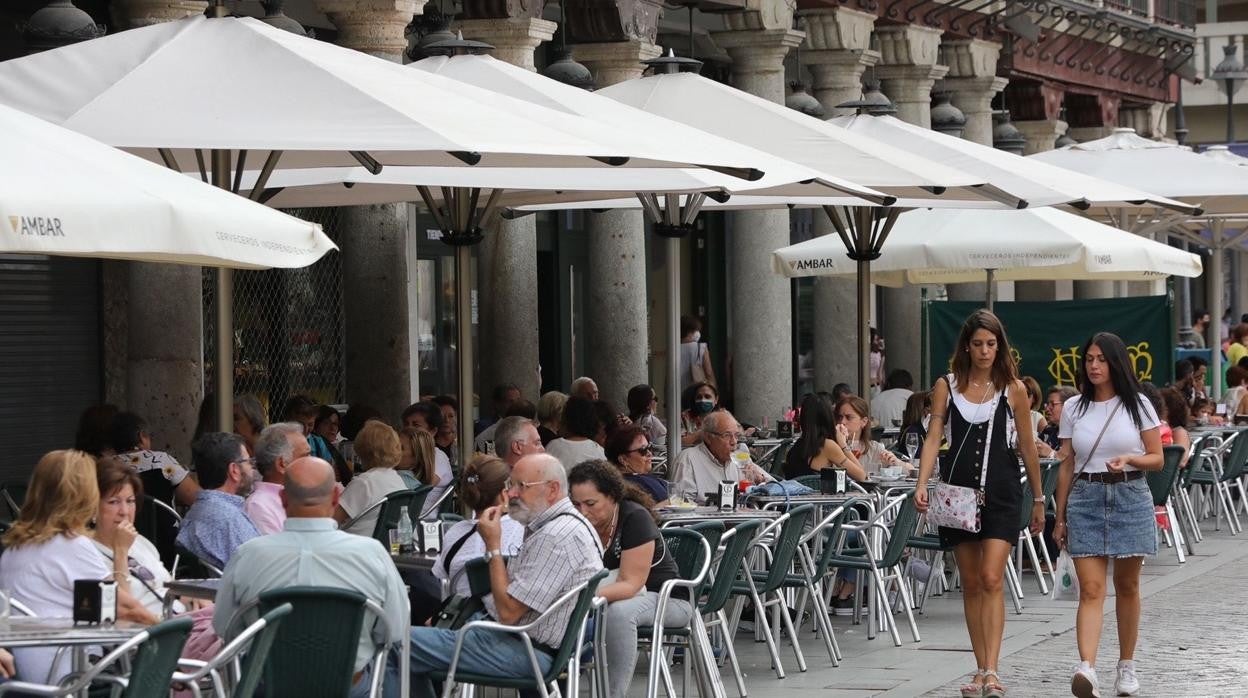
left=982, top=670, right=1006, bottom=698
left=960, top=670, right=986, bottom=698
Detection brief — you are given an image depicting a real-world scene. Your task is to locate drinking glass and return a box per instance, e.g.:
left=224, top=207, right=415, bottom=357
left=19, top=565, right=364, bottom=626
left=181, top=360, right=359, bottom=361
left=905, top=433, right=920, bottom=460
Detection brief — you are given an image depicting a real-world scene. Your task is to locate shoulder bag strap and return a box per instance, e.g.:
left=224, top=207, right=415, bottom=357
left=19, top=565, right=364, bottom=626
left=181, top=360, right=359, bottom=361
left=1076, top=401, right=1123, bottom=474
left=441, top=523, right=479, bottom=576
left=941, top=374, right=990, bottom=484
left=979, top=389, right=1004, bottom=489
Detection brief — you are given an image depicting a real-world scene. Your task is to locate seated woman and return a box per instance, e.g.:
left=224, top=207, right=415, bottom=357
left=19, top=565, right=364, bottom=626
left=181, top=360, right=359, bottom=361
left=1160, top=387, right=1193, bottom=467
left=898, top=391, right=930, bottom=447
left=679, top=382, right=720, bottom=447
left=783, top=393, right=866, bottom=482
left=627, top=384, right=667, bottom=447
left=397, top=427, right=438, bottom=490
left=313, top=404, right=352, bottom=486
left=605, top=425, right=669, bottom=506
left=433, top=455, right=524, bottom=596
left=835, top=395, right=904, bottom=476
left=0, top=451, right=157, bottom=684
left=93, top=459, right=185, bottom=618
left=544, top=396, right=605, bottom=471
left=1020, top=376, right=1050, bottom=437
left=106, top=411, right=200, bottom=507
left=568, top=461, right=691, bottom=698
left=334, top=421, right=409, bottom=536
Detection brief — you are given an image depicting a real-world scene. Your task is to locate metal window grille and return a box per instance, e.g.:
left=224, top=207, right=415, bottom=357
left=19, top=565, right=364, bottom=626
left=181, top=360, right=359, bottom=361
left=203, top=206, right=346, bottom=422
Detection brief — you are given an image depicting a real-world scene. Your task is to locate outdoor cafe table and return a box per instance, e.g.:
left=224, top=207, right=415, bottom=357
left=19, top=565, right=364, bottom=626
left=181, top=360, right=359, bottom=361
left=0, top=618, right=147, bottom=696
left=392, top=552, right=438, bottom=574
left=657, top=506, right=781, bottom=528
left=163, top=578, right=221, bottom=617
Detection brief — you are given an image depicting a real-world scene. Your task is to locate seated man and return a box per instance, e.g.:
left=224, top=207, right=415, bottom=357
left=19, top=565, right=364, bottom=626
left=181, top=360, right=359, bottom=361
left=245, top=422, right=310, bottom=535
left=214, top=457, right=408, bottom=697
left=177, top=432, right=260, bottom=569
left=409, top=454, right=603, bottom=698
left=670, top=410, right=773, bottom=502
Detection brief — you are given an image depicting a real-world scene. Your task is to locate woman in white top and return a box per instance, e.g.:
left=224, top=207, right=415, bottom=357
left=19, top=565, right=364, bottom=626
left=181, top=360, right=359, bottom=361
left=1054, top=332, right=1163, bottom=698
left=834, top=396, right=903, bottom=477
left=544, top=396, right=606, bottom=472
left=0, top=451, right=157, bottom=685
left=432, top=455, right=524, bottom=596
left=334, top=421, right=409, bottom=537
left=93, top=458, right=184, bottom=617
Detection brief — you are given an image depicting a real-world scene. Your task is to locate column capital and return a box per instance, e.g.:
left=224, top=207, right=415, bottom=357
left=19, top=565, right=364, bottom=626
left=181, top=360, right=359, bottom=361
left=874, top=23, right=943, bottom=68
left=712, top=27, right=805, bottom=73
left=456, top=17, right=556, bottom=70
left=803, top=49, right=879, bottom=116
left=875, top=63, right=949, bottom=90
left=797, top=6, right=875, bottom=53
left=1014, top=119, right=1070, bottom=155
left=312, top=0, right=424, bottom=59
left=110, top=0, right=207, bottom=29
left=940, top=38, right=1002, bottom=80
left=563, top=0, right=663, bottom=45
left=720, top=0, right=797, bottom=33
left=938, top=75, right=1008, bottom=110
left=571, top=40, right=661, bottom=87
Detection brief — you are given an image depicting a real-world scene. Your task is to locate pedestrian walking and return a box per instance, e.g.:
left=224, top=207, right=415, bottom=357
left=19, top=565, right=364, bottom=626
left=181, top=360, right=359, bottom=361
left=915, top=309, right=1045, bottom=698
left=1054, top=332, right=1164, bottom=698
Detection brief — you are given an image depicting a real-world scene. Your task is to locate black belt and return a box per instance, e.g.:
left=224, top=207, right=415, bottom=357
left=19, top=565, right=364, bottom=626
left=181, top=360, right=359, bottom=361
left=1076, top=470, right=1144, bottom=484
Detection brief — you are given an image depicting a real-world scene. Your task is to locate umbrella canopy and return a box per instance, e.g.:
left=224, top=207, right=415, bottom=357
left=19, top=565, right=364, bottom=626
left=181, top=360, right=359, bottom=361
left=830, top=114, right=1198, bottom=214
left=772, top=207, right=1203, bottom=285
left=0, top=103, right=332, bottom=268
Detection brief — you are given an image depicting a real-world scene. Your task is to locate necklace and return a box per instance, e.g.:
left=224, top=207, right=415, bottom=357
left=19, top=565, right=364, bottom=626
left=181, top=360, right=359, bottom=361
left=598, top=504, right=620, bottom=548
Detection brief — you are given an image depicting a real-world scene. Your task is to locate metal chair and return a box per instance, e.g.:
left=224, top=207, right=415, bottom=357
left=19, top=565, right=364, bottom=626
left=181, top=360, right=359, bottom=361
left=174, top=544, right=223, bottom=579
left=789, top=498, right=866, bottom=666
left=0, top=616, right=193, bottom=697
left=637, top=526, right=717, bottom=698
left=340, top=485, right=433, bottom=548
left=136, top=494, right=183, bottom=572
left=1187, top=431, right=1244, bottom=533
left=171, top=603, right=293, bottom=698
left=1148, top=445, right=1189, bottom=562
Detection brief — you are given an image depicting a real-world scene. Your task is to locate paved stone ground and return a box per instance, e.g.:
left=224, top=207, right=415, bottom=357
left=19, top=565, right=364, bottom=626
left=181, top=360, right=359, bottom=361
left=674, top=521, right=1248, bottom=698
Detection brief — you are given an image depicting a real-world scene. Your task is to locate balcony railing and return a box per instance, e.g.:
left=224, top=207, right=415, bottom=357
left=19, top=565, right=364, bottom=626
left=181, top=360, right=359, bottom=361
left=1077, top=0, right=1198, bottom=29
left=1103, top=0, right=1149, bottom=18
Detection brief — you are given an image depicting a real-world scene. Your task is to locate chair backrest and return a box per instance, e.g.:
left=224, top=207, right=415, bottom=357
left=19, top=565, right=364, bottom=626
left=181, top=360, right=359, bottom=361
left=769, top=438, right=795, bottom=476
left=542, top=569, right=609, bottom=684
left=753, top=504, right=816, bottom=594
left=136, top=494, right=182, bottom=571
left=174, top=543, right=222, bottom=579
left=0, top=481, right=26, bottom=520
left=1147, top=445, right=1186, bottom=506
left=793, top=474, right=821, bottom=491
left=1040, top=462, right=1061, bottom=498
left=660, top=526, right=716, bottom=597
left=700, top=519, right=765, bottom=615
left=810, top=498, right=864, bottom=578
left=233, top=603, right=294, bottom=698
left=1219, top=432, right=1248, bottom=482
left=120, top=615, right=194, bottom=697
left=370, top=485, right=433, bottom=544
left=256, top=586, right=369, bottom=697
left=878, top=495, right=920, bottom=568
left=686, top=520, right=724, bottom=563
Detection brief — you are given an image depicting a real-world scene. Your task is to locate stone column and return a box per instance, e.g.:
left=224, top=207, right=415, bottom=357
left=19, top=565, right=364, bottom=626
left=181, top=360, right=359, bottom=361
left=874, top=24, right=946, bottom=383
left=457, top=16, right=555, bottom=404
left=316, top=0, right=423, bottom=421
left=571, top=40, right=661, bottom=407
left=712, top=13, right=803, bottom=424
left=110, top=0, right=206, bottom=29
left=1013, top=118, right=1072, bottom=302
left=800, top=6, right=877, bottom=392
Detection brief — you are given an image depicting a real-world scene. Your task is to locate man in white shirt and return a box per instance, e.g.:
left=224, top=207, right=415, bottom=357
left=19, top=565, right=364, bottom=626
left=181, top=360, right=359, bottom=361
left=245, top=422, right=310, bottom=535
left=870, top=369, right=915, bottom=428
left=670, top=410, right=772, bottom=501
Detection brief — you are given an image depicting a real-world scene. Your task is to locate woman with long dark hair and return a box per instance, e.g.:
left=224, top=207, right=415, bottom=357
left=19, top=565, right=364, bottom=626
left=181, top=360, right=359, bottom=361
left=915, top=309, right=1044, bottom=698
left=783, top=393, right=865, bottom=481
left=1055, top=333, right=1163, bottom=698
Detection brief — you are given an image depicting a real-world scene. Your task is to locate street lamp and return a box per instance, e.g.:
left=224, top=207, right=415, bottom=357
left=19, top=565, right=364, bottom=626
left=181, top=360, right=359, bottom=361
left=1210, top=41, right=1248, bottom=143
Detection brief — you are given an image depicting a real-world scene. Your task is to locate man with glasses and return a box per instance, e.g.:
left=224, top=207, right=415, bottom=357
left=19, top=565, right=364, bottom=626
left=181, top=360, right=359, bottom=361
left=408, top=453, right=603, bottom=698
left=176, top=431, right=261, bottom=569
left=670, top=410, right=773, bottom=502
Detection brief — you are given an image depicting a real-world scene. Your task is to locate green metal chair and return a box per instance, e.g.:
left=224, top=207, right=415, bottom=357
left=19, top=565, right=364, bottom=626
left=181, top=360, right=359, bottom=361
left=637, top=525, right=718, bottom=698
left=788, top=498, right=865, bottom=666
left=434, top=569, right=609, bottom=698
left=0, top=616, right=193, bottom=697
left=686, top=519, right=764, bottom=698
left=174, top=543, right=222, bottom=579
left=728, top=504, right=816, bottom=679
left=251, top=586, right=375, bottom=698
left=826, top=494, right=922, bottom=646
left=1187, top=431, right=1245, bottom=533
left=172, top=603, right=293, bottom=698
left=1148, top=445, right=1190, bottom=562
left=769, top=438, right=796, bottom=477
left=369, top=485, right=433, bottom=545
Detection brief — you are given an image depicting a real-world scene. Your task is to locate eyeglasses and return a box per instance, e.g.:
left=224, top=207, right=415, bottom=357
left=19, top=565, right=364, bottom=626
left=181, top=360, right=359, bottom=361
left=711, top=431, right=742, bottom=442
left=235, top=457, right=256, bottom=466
left=625, top=445, right=654, bottom=456
left=505, top=479, right=553, bottom=491
left=1045, top=401, right=1063, bottom=408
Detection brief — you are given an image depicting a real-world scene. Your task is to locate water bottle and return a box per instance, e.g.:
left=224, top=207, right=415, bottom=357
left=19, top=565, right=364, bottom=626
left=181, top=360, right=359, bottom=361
left=397, top=509, right=414, bottom=555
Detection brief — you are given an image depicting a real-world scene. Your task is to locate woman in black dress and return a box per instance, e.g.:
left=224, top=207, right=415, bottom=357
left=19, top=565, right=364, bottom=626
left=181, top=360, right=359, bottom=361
left=915, top=310, right=1045, bottom=698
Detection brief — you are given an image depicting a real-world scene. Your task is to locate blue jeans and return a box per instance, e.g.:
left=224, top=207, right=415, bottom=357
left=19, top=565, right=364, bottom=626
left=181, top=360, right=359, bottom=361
left=409, top=623, right=553, bottom=698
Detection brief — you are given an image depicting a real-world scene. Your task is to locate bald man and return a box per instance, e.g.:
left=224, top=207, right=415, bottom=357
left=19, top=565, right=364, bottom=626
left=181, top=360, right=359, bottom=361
left=215, top=457, right=407, bottom=697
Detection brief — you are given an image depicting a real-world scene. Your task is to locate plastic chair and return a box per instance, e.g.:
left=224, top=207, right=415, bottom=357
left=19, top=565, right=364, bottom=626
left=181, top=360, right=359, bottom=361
left=434, top=569, right=609, bottom=698
left=1148, top=445, right=1189, bottom=562
left=826, top=494, right=922, bottom=646
left=247, top=586, right=374, bottom=698
left=0, top=616, right=192, bottom=697
left=172, top=603, right=292, bottom=698
left=727, top=504, right=816, bottom=679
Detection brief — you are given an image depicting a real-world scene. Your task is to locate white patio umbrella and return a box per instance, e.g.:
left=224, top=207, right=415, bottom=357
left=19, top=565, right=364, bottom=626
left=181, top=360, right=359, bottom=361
left=1203, top=145, right=1248, bottom=167
left=0, top=102, right=333, bottom=268
left=0, top=16, right=791, bottom=436
left=1033, top=127, right=1248, bottom=395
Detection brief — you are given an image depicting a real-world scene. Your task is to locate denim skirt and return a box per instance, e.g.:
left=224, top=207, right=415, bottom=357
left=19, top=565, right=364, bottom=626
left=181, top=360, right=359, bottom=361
left=1066, top=476, right=1157, bottom=558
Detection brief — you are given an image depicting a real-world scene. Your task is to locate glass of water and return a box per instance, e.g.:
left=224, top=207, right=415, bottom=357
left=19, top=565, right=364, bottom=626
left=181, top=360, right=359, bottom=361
left=905, top=432, right=921, bottom=460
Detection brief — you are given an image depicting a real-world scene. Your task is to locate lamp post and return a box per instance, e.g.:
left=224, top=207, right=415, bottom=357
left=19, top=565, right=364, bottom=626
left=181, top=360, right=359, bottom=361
left=1210, top=41, right=1248, bottom=143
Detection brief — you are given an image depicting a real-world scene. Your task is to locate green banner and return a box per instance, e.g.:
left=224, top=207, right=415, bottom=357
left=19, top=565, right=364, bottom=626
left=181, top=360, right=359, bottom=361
left=926, top=296, right=1173, bottom=390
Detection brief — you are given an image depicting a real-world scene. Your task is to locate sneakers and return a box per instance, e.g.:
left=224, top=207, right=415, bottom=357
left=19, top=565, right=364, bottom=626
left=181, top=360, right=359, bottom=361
left=1114, top=660, right=1139, bottom=696
left=1071, top=662, right=1100, bottom=698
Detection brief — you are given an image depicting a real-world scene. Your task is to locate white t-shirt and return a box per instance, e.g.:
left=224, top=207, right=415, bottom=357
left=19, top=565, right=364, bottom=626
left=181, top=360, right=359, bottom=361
left=432, top=516, right=525, bottom=596
left=338, top=468, right=408, bottom=536
left=1058, top=395, right=1160, bottom=474
left=870, top=388, right=913, bottom=428
left=544, top=437, right=606, bottom=472
left=94, top=535, right=183, bottom=617
left=0, top=534, right=112, bottom=684
left=422, top=449, right=455, bottom=520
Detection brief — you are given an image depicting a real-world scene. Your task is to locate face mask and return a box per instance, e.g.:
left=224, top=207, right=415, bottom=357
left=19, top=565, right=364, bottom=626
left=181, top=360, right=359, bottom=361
left=693, top=399, right=715, bottom=415
left=690, top=331, right=701, bottom=343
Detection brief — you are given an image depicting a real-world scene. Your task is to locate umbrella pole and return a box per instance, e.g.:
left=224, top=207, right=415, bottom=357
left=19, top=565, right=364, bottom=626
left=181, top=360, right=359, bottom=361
left=1209, top=221, right=1224, bottom=400
left=666, top=235, right=682, bottom=464
left=212, top=148, right=234, bottom=432
left=456, top=244, right=475, bottom=463
left=986, top=269, right=996, bottom=312
left=858, top=253, right=871, bottom=399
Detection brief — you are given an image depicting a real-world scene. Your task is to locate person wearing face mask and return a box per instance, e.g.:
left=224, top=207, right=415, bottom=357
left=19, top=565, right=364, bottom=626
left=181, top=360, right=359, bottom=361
left=678, top=316, right=717, bottom=392
left=680, top=382, right=721, bottom=447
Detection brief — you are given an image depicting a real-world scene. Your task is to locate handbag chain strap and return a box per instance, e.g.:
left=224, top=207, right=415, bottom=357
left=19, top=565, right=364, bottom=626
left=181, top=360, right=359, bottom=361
left=1076, top=401, right=1123, bottom=474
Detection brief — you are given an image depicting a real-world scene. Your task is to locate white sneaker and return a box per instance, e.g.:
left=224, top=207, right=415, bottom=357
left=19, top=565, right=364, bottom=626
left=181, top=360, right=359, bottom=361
left=1114, top=660, right=1140, bottom=696
left=1071, top=662, right=1100, bottom=698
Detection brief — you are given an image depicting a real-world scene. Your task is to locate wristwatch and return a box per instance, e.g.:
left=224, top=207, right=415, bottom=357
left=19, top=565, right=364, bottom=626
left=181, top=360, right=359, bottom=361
left=483, top=548, right=503, bottom=562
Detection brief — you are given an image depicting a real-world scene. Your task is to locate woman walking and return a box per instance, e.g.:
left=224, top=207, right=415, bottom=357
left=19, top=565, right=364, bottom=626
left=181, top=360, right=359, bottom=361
left=1055, top=333, right=1163, bottom=698
left=915, top=309, right=1044, bottom=698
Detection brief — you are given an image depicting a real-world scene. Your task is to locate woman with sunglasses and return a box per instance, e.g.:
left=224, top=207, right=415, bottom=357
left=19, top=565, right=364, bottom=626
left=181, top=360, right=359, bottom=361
left=605, top=425, right=668, bottom=506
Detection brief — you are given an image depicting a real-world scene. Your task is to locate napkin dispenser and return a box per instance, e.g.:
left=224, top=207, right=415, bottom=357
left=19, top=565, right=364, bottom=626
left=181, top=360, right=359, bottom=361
left=777, top=420, right=794, bottom=438
left=819, top=468, right=847, bottom=495
left=420, top=521, right=442, bottom=555
left=73, top=579, right=116, bottom=624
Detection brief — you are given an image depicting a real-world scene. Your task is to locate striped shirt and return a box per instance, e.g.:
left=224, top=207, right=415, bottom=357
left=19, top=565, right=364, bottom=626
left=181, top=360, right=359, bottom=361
left=488, top=498, right=603, bottom=648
